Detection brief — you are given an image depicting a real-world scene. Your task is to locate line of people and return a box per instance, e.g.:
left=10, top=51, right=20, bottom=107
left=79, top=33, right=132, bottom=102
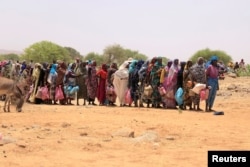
left=0, top=56, right=222, bottom=112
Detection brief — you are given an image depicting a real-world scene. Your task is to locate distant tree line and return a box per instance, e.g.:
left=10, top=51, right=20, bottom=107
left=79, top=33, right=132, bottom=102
left=1, top=40, right=234, bottom=66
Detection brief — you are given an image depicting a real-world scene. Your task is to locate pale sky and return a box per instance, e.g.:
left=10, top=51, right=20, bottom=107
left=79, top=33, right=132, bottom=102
left=1, top=0, right=250, bottom=63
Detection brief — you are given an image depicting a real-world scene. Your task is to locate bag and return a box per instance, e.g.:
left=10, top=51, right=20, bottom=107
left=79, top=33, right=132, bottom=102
left=144, top=85, right=153, bottom=97
left=200, top=89, right=209, bottom=101
left=192, top=83, right=206, bottom=94
left=35, top=87, right=43, bottom=99
left=125, top=89, right=132, bottom=104
left=158, top=86, right=166, bottom=96
left=41, top=86, right=49, bottom=100
left=175, top=87, right=184, bottom=105
left=55, top=85, right=65, bottom=100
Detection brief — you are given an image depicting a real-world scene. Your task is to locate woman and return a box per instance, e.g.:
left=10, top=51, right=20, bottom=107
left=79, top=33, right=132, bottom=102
left=113, top=60, right=131, bottom=107
left=182, top=60, right=193, bottom=110
left=164, top=59, right=179, bottom=109
left=96, top=64, right=108, bottom=105
left=48, top=61, right=58, bottom=104
left=150, top=57, right=163, bottom=108
left=86, top=61, right=98, bottom=105
left=56, top=61, right=67, bottom=105
left=29, top=63, right=43, bottom=103
left=64, top=63, right=79, bottom=105
left=106, top=63, right=118, bottom=106
left=75, top=61, right=88, bottom=105
left=206, top=56, right=219, bottom=112
left=190, top=57, right=206, bottom=111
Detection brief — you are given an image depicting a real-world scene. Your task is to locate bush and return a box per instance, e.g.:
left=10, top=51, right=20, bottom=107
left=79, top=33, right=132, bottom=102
left=236, top=64, right=250, bottom=77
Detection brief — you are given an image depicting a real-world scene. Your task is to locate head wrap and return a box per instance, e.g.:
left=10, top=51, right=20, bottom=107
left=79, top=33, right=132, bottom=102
left=210, top=55, right=218, bottom=62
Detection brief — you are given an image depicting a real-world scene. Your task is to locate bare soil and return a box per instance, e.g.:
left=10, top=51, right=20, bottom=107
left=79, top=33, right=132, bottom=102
left=1, top=76, right=250, bottom=167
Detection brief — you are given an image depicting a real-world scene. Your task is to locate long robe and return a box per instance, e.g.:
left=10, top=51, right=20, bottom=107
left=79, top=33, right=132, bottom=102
left=86, top=65, right=98, bottom=100
left=75, top=63, right=88, bottom=100
left=163, top=64, right=179, bottom=108
left=113, top=67, right=129, bottom=106
left=96, top=69, right=107, bottom=104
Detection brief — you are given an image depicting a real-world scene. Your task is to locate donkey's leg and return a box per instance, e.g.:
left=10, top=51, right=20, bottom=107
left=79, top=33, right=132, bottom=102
left=3, top=95, right=9, bottom=112
left=7, top=96, right=11, bottom=112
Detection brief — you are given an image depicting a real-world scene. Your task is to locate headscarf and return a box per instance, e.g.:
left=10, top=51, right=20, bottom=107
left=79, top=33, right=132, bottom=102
left=210, top=55, right=218, bottom=62
left=167, top=61, right=173, bottom=68
left=49, top=63, right=57, bottom=74
left=100, top=64, right=106, bottom=71
left=129, top=60, right=138, bottom=74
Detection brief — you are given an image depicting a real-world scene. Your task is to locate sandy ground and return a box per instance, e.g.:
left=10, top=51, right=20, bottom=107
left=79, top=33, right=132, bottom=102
left=0, top=76, right=250, bottom=167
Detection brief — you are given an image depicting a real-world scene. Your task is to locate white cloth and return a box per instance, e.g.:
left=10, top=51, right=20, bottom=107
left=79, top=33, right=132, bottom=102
left=192, top=83, right=206, bottom=94
left=113, top=68, right=129, bottom=105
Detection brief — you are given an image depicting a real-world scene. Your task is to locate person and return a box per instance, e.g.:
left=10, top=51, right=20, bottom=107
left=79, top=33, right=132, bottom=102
left=64, top=63, right=79, bottom=105
left=182, top=60, right=193, bottom=110
left=128, top=60, right=144, bottom=107
left=75, top=61, right=88, bottom=105
left=206, top=56, right=219, bottom=112
left=150, top=57, right=163, bottom=108
left=190, top=57, right=206, bottom=111
left=48, top=60, right=58, bottom=104
left=177, top=61, right=186, bottom=88
left=56, top=61, right=67, bottom=105
left=28, top=63, right=43, bottom=103
left=96, top=64, right=108, bottom=106
left=175, top=61, right=186, bottom=109
left=239, top=59, right=245, bottom=68
left=106, top=63, right=118, bottom=106
left=113, top=59, right=131, bottom=107
left=234, top=62, right=240, bottom=72
left=86, top=61, right=98, bottom=105
left=163, top=59, right=179, bottom=109
left=161, top=60, right=172, bottom=108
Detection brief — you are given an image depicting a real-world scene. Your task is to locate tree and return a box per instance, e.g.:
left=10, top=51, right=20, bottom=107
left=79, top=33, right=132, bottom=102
left=83, top=52, right=104, bottom=66
left=0, top=53, right=20, bottom=61
left=103, top=44, right=148, bottom=66
left=103, top=44, right=127, bottom=65
left=21, top=41, right=71, bottom=63
left=190, top=48, right=232, bottom=65
left=161, top=57, right=170, bottom=66
left=64, top=47, right=83, bottom=60
left=123, top=49, right=147, bottom=61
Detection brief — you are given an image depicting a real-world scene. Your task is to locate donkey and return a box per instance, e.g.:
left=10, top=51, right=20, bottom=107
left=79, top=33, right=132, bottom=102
left=0, top=77, right=25, bottom=112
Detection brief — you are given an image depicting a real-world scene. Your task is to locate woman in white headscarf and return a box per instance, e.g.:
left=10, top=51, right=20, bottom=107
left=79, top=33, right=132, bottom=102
left=113, top=59, right=131, bottom=107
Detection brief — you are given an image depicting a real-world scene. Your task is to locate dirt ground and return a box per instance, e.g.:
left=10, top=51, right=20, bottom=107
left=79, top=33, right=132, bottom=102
left=1, top=76, right=250, bottom=167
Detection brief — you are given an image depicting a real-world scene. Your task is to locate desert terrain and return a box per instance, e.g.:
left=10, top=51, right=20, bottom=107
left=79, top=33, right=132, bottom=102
left=0, top=76, right=250, bottom=167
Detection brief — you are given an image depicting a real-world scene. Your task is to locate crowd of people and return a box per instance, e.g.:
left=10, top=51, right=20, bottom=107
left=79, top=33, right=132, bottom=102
left=0, top=56, right=245, bottom=112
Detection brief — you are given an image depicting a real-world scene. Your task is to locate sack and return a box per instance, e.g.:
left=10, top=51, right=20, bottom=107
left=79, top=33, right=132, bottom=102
left=144, top=85, right=153, bottom=97
left=41, top=86, right=49, bottom=100
left=35, top=87, right=43, bottom=99
left=158, top=86, right=166, bottom=96
left=192, top=83, right=206, bottom=94
left=125, top=89, right=132, bottom=104
left=200, top=89, right=209, bottom=101
left=55, top=85, right=65, bottom=100
left=175, top=87, right=184, bottom=105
